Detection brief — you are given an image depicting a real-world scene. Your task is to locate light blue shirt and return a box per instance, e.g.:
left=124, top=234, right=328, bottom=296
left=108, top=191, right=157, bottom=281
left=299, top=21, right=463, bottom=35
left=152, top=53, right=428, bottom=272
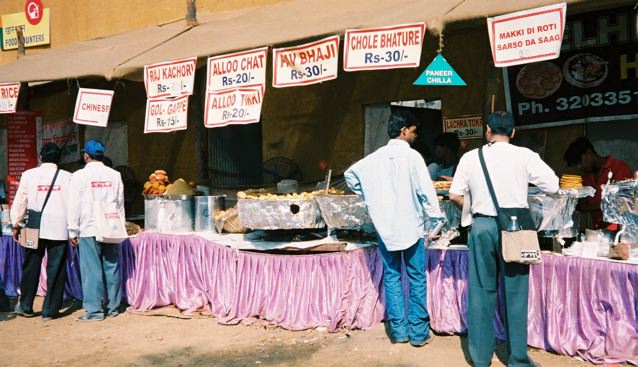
left=345, top=139, right=444, bottom=251
left=427, top=162, right=456, bottom=180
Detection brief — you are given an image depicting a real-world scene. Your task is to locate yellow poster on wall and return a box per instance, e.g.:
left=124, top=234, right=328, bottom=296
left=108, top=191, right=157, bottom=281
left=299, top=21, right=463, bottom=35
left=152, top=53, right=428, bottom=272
left=1, top=8, right=50, bottom=50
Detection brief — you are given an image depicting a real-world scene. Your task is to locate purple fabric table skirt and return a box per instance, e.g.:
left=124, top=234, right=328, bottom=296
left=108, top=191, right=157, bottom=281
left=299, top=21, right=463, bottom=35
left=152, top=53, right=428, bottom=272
left=1, top=233, right=636, bottom=364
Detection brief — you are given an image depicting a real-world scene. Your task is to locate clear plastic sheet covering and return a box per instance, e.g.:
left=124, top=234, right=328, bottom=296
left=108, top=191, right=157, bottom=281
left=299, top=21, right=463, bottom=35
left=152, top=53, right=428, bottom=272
left=144, top=196, right=194, bottom=233
left=602, top=180, right=638, bottom=229
left=439, top=200, right=461, bottom=230
left=526, top=187, right=594, bottom=232
left=314, top=194, right=374, bottom=231
left=237, top=198, right=325, bottom=230
left=430, top=228, right=460, bottom=247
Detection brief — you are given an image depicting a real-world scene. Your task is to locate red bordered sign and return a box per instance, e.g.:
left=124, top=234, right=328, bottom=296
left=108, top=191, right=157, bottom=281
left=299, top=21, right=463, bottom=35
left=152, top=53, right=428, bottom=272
left=272, top=35, right=339, bottom=88
left=0, top=82, right=20, bottom=113
left=144, top=57, right=197, bottom=99
left=144, top=95, right=189, bottom=133
left=204, top=87, right=263, bottom=128
left=73, top=88, right=114, bottom=127
left=207, top=47, right=267, bottom=92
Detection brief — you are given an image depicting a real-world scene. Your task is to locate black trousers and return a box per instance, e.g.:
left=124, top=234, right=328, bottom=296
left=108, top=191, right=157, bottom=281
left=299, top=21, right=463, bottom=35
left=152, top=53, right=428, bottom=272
left=19, top=239, right=67, bottom=317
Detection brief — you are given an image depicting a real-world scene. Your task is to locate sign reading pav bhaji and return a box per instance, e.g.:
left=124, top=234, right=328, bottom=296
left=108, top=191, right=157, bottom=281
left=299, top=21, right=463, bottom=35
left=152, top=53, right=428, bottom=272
left=504, top=6, right=638, bottom=128
left=344, top=23, right=426, bottom=71
left=487, top=3, right=566, bottom=67
left=272, top=35, right=339, bottom=88
left=144, top=57, right=197, bottom=98
left=1, top=3, right=50, bottom=50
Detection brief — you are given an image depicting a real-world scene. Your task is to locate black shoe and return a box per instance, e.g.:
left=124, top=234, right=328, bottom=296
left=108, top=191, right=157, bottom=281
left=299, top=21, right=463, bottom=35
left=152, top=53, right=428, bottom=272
left=14, top=304, right=35, bottom=318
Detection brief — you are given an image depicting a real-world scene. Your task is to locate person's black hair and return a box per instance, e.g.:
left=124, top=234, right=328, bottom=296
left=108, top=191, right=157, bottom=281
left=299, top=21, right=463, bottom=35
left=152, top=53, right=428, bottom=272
left=486, top=111, right=515, bottom=136
left=102, top=156, right=113, bottom=168
left=83, top=152, right=103, bottom=162
left=388, top=110, right=419, bottom=139
left=40, top=143, right=62, bottom=164
left=564, top=137, right=596, bottom=167
left=434, top=132, right=460, bottom=154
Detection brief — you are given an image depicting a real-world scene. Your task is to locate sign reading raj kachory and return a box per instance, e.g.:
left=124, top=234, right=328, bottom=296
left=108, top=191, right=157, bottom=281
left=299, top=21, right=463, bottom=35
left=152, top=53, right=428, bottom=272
left=504, top=6, right=638, bottom=129
left=144, top=57, right=197, bottom=99
left=443, top=115, right=483, bottom=139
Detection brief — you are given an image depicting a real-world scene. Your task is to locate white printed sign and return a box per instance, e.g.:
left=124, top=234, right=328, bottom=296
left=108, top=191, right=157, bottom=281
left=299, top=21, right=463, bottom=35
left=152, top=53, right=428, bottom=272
left=204, top=87, right=263, bottom=128
left=144, top=57, right=197, bottom=98
left=443, top=115, right=484, bottom=139
left=207, top=47, right=267, bottom=92
left=487, top=3, right=566, bottom=67
left=0, top=82, right=20, bottom=113
left=344, top=23, right=426, bottom=71
left=272, top=35, right=339, bottom=88
left=144, top=95, right=189, bottom=133
left=73, top=88, right=114, bottom=127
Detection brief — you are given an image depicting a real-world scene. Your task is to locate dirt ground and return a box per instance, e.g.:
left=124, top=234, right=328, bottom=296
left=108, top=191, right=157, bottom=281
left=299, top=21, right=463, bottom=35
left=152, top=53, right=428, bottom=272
left=0, top=297, right=595, bottom=367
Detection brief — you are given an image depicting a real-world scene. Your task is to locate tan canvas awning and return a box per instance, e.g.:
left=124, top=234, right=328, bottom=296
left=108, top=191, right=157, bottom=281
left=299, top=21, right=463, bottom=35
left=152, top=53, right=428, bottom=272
left=0, top=0, right=629, bottom=83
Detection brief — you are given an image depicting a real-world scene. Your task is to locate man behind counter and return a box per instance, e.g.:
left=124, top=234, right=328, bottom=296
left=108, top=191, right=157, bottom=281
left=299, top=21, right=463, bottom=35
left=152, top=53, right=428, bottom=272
left=564, top=137, right=632, bottom=230
left=428, top=132, right=460, bottom=181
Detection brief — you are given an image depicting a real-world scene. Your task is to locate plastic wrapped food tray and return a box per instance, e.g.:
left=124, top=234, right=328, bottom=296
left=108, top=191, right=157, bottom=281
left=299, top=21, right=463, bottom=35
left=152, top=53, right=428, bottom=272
left=315, top=194, right=374, bottom=231
left=237, top=198, right=325, bottom=230
left=602, top=180, right=638, bottom=229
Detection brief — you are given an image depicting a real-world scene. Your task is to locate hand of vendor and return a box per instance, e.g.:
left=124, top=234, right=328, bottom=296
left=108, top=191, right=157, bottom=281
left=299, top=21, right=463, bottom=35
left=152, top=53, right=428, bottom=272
left=438, top=175, right=454, bottom=182
left=12, top=225, right=20, bottom=242
left=70, top=237, right=79, bottom=247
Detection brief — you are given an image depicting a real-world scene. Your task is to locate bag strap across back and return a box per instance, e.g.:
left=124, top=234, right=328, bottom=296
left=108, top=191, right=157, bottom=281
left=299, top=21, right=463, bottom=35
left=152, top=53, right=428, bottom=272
left=478, top=146, right=502, bottom=230
left=41, top=168, right=61, bottom=213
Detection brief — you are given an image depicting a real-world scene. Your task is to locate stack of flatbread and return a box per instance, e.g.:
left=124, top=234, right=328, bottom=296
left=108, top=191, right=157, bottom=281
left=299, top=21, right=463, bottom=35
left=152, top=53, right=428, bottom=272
left=433, top=181, right=452, bottom=191
left=560, top=174, right=583, bottom=189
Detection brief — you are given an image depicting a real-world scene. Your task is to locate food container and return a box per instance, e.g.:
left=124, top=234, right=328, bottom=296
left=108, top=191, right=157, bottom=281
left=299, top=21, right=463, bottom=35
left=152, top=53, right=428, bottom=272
left=144, top=195, right=194, bottom=233
left=1, top=210, right=12, bottom=236
left=237, top=198, right=324, bottom=230
left=194, top=195, right=225, bottom=232
left=315, top=194, right=373, bottom=231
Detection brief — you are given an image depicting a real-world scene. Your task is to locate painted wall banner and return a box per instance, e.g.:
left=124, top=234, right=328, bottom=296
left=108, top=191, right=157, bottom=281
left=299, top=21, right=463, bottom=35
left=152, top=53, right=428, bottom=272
left=204, top=87, right=263, bottom=127
left=144, top=57, right=197, bottom=99
left=7, top=111, right=40, bottom=206
left=504, top=6, right=638, bottom=129
left=144, top=95, right=189, bottom=133
left=73, top=88, right=114, bottom=127
left=443, top=115, right=484, bottom=139
left=343, top=23, right=426, bottom=71
left=1, top=8, right=50, bottom=50
left=414, top=54, right=466, bottom=86
left=487, top=3, right=566, bottom=67
left=272, top=35, right=339, bottom=88
left=0, top=82, right=20, bottom=113
left=41, top=118, right=79, bottom=164
left=207, top=47, right=267, bottom=92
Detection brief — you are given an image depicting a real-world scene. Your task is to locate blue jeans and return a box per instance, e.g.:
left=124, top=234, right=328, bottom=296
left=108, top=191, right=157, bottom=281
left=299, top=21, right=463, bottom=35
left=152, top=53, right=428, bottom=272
left=377, top=237, right=430, bottom=343
left=79, top=237, right=122, bottom=318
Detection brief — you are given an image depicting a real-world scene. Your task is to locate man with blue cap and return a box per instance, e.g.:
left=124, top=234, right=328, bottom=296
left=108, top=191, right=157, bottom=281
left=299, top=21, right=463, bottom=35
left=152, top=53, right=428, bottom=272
left=67, top=140, right=125, bottom=321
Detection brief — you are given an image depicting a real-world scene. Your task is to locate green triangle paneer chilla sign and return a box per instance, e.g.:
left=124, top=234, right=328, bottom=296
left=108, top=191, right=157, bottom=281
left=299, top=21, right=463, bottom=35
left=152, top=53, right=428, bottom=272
left=414, top=54, right=466, bottom=86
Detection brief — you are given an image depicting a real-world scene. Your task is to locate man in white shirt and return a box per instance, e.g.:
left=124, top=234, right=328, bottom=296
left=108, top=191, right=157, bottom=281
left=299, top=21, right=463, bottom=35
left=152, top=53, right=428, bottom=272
left=345, top=110, right=444, bottom=347
left=449, top=112, right=558, bottom=367
left=67, top=140, right=125, bottom=321
left=10, top=143, right=72, bottom=321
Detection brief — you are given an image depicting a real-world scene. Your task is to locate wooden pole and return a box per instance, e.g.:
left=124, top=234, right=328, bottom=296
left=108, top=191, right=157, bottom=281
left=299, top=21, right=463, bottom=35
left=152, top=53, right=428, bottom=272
left=186, top=0, right=198, bottom=26
left=491, top=94, right=495, bottom=113
left=16, top=27, right=25, bottom=58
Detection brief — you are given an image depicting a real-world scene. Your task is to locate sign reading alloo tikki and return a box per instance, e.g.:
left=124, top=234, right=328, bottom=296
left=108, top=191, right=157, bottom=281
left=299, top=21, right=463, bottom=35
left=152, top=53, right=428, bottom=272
left=144, top=95, right=189, bottom=133
left=73, top=88, right=114, bottom=127
left=0, top=82, right=20, bottom=113
left=487, top=3, right=566, bottom=67
left=144, top=57, right=197, bottom=98
left=344, top=23, right=426, bottom=71
left=207, top=47, right=267, bottom=92
left=204, top=87, right=263, bottom=127
left=272, top=35, right=339, bottom=88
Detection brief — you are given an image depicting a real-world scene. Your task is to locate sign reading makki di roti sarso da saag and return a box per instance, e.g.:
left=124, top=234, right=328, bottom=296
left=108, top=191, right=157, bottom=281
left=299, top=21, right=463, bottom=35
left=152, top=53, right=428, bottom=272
left=504, top=6, right=638, bottom=129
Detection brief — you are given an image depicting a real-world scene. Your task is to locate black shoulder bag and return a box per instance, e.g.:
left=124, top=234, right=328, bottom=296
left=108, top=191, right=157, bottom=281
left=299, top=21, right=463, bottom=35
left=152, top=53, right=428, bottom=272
left=478, top=147, right=541, bottom=264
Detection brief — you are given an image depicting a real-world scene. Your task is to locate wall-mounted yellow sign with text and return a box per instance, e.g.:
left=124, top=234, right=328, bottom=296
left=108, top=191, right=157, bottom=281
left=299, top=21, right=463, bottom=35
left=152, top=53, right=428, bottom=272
left=1, top=8, right=50, bottom=50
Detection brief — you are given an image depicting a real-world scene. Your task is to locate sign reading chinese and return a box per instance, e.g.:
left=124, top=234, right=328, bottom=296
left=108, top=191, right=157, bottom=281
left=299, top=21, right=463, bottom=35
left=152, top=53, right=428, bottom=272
left=207, top=47, right=267, bottom=92
left=0, top=82, right=20, bottom=113
left=7, top=111, right=40, bottom=205
left=1, top=7, right=50, bottom=50
left=504, top=6, right=638, bottom=128
left=144, top=57, right=197, bottom=98
left=443, top=115, right=484, bottom=139
left=144, top=95, right=189, bottom=133
left=41, top=118, right=79, bottom=164
left=344, top=23, right=426, bottom=71
left=272, top=36, right=339, bottom=88
left=414, top=54, right=466, bottom=86
left=204, top=87, right=263, bottom=128
left=487, top=3, right=566, bottom=67
left=73, top=88, right=114, bottom=127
